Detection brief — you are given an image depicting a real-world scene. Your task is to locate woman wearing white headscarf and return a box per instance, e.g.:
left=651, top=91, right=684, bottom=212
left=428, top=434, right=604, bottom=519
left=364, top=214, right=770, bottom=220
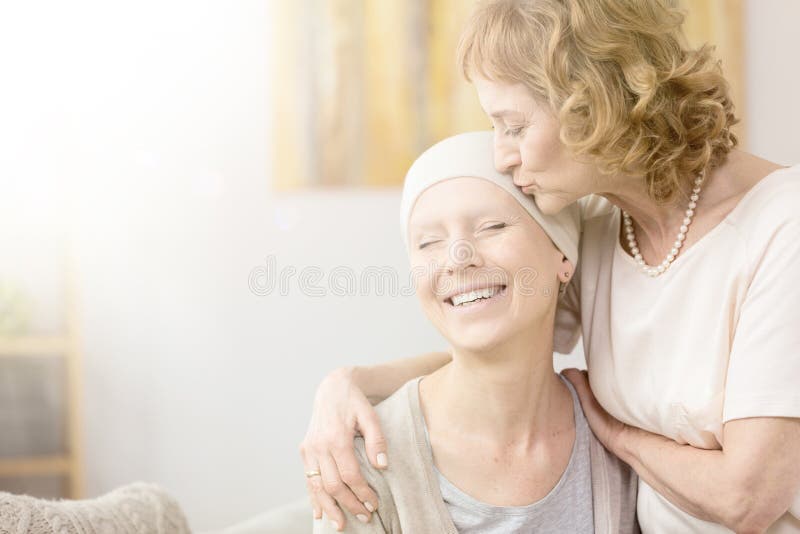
left=313, top=132, right=637, bottom=534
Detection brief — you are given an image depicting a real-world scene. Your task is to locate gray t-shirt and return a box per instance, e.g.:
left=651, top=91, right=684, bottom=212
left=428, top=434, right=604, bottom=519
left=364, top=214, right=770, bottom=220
left=423, top=376, right=595, bottom=533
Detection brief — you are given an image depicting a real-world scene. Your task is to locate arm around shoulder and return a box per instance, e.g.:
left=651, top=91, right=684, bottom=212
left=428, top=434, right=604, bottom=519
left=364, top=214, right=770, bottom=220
left=354, top=351, right=451, bottom=404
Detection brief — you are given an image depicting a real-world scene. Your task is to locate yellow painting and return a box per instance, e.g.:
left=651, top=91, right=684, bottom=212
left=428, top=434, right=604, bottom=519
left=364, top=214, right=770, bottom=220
left=271, top=0, right=745, bottom=189
left=681, top=0, right=746, bottom=146
left=271, top=0, right=488, bottom=189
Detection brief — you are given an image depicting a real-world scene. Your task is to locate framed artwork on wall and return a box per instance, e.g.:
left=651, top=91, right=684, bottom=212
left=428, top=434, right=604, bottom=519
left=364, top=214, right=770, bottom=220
left=271, top=0, right=745, bottom=190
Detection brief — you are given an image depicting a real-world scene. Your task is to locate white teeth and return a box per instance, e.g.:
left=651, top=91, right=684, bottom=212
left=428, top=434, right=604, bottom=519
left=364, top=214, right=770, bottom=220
left=451, top=286, right=501, bottom=306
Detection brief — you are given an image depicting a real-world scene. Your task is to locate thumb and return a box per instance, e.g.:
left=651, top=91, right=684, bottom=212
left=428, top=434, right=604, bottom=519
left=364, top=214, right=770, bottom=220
left=357, top=406, right=389, bottom=470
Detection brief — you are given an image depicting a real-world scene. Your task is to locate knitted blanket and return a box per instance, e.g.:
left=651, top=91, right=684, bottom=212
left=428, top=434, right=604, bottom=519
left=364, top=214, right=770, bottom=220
left=0, top=482, right=191, bottom=534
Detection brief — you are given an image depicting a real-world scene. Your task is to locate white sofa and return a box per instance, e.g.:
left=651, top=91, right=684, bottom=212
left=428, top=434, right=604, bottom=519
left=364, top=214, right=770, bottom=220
left=220, top=497, right=312, bottom=534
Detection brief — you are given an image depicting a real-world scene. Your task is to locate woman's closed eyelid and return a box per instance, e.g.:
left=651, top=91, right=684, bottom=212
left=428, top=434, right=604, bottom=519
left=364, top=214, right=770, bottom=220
left=478, top=221, right=509, bottom=232
left=418, top=239, right=442, bottom=250
left=504, top=124, right=527, bottom=137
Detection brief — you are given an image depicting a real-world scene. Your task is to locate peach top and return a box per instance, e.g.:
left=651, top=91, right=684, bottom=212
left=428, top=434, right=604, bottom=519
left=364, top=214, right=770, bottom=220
left=555, top=165, right=800, bottom=533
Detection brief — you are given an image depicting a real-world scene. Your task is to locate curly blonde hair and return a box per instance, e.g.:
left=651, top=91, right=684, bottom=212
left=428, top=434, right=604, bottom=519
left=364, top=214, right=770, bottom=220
left=458, top=0, right=739, bottom=203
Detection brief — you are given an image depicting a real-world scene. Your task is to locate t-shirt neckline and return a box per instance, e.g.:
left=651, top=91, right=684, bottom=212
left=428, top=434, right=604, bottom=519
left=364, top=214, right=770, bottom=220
left=415, top=375, right=585, bottom=515
left=613, top=164, right=799, bottom=276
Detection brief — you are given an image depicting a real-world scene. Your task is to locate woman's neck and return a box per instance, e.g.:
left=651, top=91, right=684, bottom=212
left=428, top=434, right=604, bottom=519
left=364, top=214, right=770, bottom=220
left=419, top=324, right=570, bottom=449
left=601, top=150, right=783, bottom=260
left=602, top=171, right=689, bottom=258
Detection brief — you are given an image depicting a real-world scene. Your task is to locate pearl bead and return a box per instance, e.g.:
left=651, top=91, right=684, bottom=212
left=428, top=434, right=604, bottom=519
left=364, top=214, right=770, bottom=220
left=624, top=170, right=704, bottom=277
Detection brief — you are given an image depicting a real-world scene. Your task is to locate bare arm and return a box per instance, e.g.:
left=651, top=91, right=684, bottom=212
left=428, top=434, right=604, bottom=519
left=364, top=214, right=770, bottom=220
left=355, top=351, right=451, bottom=403
left=620, top=417, right=800, bottom=532
left=301, top=351, right=450, bottom=531
left=564, top=369, right=800, bottom=533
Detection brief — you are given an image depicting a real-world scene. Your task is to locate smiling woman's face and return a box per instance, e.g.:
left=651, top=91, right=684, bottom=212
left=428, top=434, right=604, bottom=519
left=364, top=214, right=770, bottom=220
left=407, top=177, right=566, bottom=353
left=473, top=77, right=601, bottom=215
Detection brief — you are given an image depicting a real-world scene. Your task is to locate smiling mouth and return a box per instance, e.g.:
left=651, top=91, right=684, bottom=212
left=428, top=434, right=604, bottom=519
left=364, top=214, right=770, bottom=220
left=446, top=285, right=507, bottom=307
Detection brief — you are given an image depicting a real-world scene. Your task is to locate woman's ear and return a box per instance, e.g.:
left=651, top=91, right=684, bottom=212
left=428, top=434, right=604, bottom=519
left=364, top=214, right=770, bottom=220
left=557, top=256, right=574, bottom=284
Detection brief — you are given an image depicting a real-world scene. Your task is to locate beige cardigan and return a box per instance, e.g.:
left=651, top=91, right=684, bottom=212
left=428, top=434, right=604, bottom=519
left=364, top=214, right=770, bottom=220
left=314, top=378, right=639, bottom=534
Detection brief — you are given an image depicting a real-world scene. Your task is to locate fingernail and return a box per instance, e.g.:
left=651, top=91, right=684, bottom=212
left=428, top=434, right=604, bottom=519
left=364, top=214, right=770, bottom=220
left=363, top=501, right=375, bottom=512
left=357, top=514, right=369, bottom=523
left=377, top=452, right=388, bottom=468
left=330, top=519, right=341, bottom=531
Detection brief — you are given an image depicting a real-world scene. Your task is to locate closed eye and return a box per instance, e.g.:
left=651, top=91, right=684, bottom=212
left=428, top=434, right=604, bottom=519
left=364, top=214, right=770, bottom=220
left=484, top=222, right=507, bottom=231
left=419, top=240, right=440, bottom=250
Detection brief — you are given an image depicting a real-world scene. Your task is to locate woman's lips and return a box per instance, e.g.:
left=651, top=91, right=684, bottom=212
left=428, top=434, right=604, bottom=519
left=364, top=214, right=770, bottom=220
left=521, top=185, right=539, bottom=195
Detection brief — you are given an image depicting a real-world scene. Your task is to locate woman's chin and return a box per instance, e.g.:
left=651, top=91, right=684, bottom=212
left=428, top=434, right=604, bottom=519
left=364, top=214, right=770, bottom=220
left=533, top=192, right=573, bottom=215
left=445, top=328, right=509, bottom=355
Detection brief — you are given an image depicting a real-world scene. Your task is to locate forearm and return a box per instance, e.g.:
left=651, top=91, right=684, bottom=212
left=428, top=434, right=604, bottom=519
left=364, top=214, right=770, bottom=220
left=617, top=424, right=793, bottom=532
left=617, top=427, right=732, bottom=524
left=352, top=351, right=451, bottom=403
left=566, top=371, right=800, bottom=532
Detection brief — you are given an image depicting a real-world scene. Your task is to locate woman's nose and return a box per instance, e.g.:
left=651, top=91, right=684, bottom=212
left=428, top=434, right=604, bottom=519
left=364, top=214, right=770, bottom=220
left=443, top=238, right=484, bottom=272
left=493, top=137, right=522, bottom=174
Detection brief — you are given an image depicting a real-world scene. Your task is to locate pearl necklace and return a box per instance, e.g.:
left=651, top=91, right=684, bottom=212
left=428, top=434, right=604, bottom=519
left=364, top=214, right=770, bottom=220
left=622, top=172, right=704, bottom=277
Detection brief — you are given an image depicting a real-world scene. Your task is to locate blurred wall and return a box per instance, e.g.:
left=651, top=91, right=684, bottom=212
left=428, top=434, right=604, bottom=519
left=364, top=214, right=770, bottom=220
left=0, top=0, right=797, bottom=532
left=745, top=0, right=800, bottom=164
left=61, top=2, right=448, bottom=530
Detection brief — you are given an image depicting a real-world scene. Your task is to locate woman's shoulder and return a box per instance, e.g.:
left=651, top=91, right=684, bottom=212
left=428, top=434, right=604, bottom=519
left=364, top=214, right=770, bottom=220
left=372, top=378, right=422, bottom=429
left=726, top=164, right=800, bottom=238
left=729, top=163, right=800, bottom=214
left=353, top=378, right=425, bottom=476
left=351, top=377, right=443, bottom=532
left=716, top=164, right=800, bottom=283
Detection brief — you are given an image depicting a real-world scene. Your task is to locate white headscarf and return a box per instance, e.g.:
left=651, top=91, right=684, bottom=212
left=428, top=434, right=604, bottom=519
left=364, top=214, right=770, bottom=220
left=400, top=131, right=581, bottom=268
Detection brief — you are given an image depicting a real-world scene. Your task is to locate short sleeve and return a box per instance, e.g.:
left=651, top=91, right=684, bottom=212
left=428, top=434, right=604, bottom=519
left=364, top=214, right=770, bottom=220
left=722, top=217, right=800, bottom=423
